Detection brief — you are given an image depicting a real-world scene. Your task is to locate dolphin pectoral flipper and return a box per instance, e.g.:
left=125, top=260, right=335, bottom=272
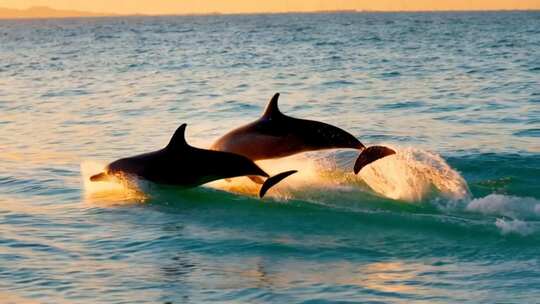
left=354, top=146, right=396, bottom=174
left=259, top=170, right=297, bottom=198
left=90, top=172, right=109, bottom=182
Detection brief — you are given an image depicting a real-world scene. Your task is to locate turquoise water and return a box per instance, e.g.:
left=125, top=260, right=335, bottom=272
left=1, top=12, right=539, bottom=303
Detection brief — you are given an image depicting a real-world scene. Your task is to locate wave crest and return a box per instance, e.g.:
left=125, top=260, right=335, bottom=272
left=466, top=194, right=540, bottom=220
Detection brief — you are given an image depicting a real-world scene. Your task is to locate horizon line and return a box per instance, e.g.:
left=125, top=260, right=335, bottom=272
left=0, top=6, right=539, bottom=21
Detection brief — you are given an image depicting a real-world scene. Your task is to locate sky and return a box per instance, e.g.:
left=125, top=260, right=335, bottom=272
left=0, top=0, right=539, bottom=15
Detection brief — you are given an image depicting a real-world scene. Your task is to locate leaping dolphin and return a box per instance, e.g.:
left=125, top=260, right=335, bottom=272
left=90, top=124, right=297, bottom=198
left=211, top=93, right=395, bottom=175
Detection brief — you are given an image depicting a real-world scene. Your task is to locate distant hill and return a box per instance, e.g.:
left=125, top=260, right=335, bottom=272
left=0, top=6, right=112, bottom=19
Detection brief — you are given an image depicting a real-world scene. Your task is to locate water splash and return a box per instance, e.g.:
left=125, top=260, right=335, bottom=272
left=80, top=161, right=147, bottom=205
left=207, top=155, right=330, bottom=201
left=209, top=147, right=471, bottom=203
left=359, top=147, right=471, bottom=202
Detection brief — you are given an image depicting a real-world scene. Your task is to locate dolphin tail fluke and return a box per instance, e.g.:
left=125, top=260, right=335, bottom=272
left=90, top=172, right=109, bottom=182
left=354, top=146, right=396, bottom=174
left=259, top=170, right=297, bottom=198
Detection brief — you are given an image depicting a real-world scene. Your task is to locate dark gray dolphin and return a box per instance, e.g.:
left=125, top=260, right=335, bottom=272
left=90, top=124, right=296, bottom=198
left=211, top=93, right=395, bottom=174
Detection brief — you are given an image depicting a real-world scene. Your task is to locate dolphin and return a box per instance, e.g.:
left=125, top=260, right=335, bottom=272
left=90, top=124, right=297, bottom=198
left=211, top=93, right=395, bottom=175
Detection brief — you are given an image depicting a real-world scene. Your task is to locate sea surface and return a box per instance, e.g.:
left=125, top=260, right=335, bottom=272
left=1, top=11, right=539, bottom=303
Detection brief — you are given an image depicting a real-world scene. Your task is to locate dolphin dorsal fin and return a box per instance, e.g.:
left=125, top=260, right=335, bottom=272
left=261, top=93, right=283, bottom=120
left=166, top=123, right=189, bottom=151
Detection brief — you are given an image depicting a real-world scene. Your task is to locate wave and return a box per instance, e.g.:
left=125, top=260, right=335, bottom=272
left=81, top=148, right=539, bottom=237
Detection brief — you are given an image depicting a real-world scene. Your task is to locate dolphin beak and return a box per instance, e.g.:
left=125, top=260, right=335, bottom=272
left=90, top=172, right=109, bottom=182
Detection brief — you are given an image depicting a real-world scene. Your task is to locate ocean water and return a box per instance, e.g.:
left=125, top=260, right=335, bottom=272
left=1, top=11, right=539, bottom=303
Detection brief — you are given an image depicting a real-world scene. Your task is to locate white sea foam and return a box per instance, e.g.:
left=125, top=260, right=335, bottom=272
left=465, top=194, right=540, bottom=236
left=466, top=194, right=540, bottom=219
left=495, top=218, right=534, bottom=236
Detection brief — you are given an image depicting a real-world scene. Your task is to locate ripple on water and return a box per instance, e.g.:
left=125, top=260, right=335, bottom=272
left=379, top=100, right=427, bottom=110
left=513, top=128, right=540, bottom=138
left=320, top=80, right=356, bottom=87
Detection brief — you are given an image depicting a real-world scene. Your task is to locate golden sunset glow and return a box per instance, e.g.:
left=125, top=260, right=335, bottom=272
left=0, top=0, right=539, bottom=15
